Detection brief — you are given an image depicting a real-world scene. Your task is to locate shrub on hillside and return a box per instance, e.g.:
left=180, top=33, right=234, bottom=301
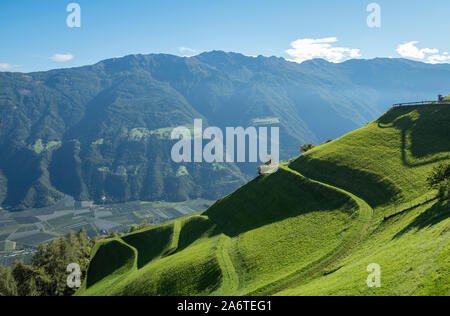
left=300, top=144, right=316, bottom=153
left=129, top=220, right=151, bottom=233
left=427, top=163, right=450, bottom=201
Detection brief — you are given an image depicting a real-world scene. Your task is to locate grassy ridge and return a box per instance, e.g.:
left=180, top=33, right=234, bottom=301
left=116, top=236, right=223, bottom=296
left=246, top=165, right=373, bottom=296
left=78, top=239, right=138, bottom=295
left=78, top=104, right=450, bottom=296
left=290, top=105, right=450, bottom=218
left=282, top=104, right=450, bottom=295
left=80, top=217, right=223, bottom=296
left=79, top=168, right=361, bottom=296
left=122, top=223, right=174, bottom=268
left=206, top=167, right=361, bottom=295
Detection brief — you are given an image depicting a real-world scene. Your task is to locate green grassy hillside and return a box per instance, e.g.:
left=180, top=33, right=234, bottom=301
left=78, top=104, right=449, bottom=296
left=290, top=104, right=450, bottom=218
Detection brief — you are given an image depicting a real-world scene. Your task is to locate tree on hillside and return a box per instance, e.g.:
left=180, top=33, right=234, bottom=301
left=10, top=261, right=50, bottom=296
left=300, top=144, right=316, bottom=153
left=427, top=163, right=450, bottom=201
left=0, top=265, right=17, bottom=296
left=0, top=228, right=93, bottom=296
left=129, top=220, right=151, bottom=233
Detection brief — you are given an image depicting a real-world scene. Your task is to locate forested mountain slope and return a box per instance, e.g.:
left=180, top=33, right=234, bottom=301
left=2, top=52, right=450, bottom=209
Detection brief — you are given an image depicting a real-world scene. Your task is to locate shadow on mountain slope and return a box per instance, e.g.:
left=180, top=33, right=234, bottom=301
left=378, top=105, right=450, bottom=167
left=289, top=157, right=401, bottom=209
left=394, top=200, right=449, bottom=239
left=204, top=168, right=357, bottom=238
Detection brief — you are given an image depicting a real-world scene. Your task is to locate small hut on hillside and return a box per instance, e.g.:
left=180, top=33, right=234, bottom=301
left=257, top=156, right=279, bottom=175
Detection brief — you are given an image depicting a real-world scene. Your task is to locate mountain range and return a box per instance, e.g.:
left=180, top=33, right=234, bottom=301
left=1, top=51, right=450, bottom=210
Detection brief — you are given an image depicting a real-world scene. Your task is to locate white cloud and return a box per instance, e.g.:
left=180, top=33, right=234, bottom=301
left=396, top=41, right=450, bottom=64
left=178, top=47, right=199, bottom=57
left=427, top=54, right=450, bottom=64
left=0, top=63, right=21, bottom=71
left=396, top=41, right=436, bottom=59
left=178, top=47, right=198, bottom=53
left=285, top=37, right=361, bottom=63
left=50, top=53, right=74, bottom=62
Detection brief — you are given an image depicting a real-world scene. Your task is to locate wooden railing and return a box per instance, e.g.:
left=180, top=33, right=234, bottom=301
left=392, top=100, right=450, bottom=107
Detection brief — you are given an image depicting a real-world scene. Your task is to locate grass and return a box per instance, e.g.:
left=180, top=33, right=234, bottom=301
left=290, top=105, right=450, bottom=219
left=78, top=104, right=450, bottom=296
left=81, top=238, right=137, bottom=294
left=206, top=167, right=362, bottom=295
left=214, top=235, right=239, bottom=295
left=244, top=165, right=373, bottom=296
left=117, top=236, right=222, bottom=296
left=31, top=139, right=61, bottom=154
left=122, top=223, right=174, bottom=268
left=281, top=105, right=450, bottom=295
left=278, top=200, right=449, bottom=296
left=78, top=168, right=364, bottom=296
left=79, top=218, right=223, bottom=296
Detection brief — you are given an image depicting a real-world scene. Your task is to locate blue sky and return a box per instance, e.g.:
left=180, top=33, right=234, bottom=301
left=1, top=0, right=450, bottom=72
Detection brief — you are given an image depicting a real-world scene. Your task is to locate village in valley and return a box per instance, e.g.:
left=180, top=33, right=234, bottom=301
left=0, top=196, right=213, bottom=266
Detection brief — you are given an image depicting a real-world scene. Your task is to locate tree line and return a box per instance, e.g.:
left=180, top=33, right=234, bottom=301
left=0, top=228, right=93, bottom=296
left=0, top=220, right=153, bottom=296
